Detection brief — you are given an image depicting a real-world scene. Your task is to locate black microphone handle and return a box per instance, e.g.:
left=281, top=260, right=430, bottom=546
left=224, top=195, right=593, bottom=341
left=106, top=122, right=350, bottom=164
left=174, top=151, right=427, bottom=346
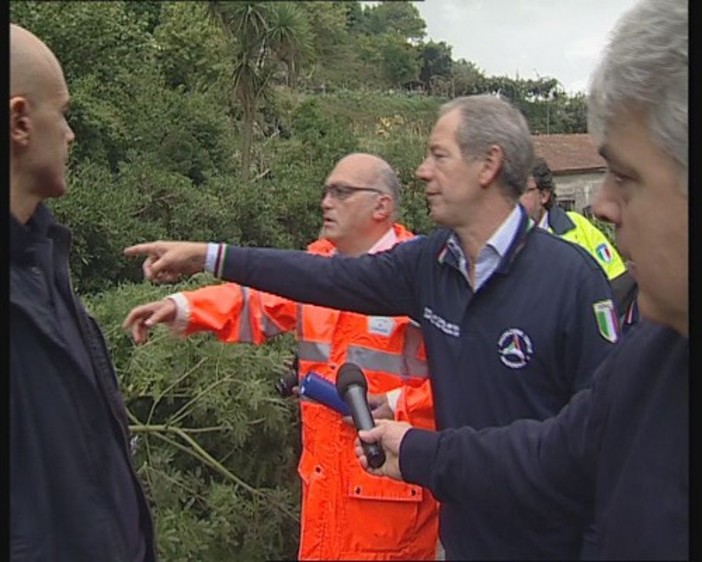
left=344, top=386, right=374, bottom=430
left=344, top=386, right=387, bottom=469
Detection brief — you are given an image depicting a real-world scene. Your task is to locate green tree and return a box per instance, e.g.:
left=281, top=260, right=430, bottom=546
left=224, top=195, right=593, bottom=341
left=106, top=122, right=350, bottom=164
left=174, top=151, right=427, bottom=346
left=152, top=2, right=231, bottom=93
left=365, top=0, right=426, bottom=42
left=357, top=32, right=421, bottom=89
left=451, top=58, right=487, bottom=96
left=551, top=92, right=588, bottom=133
left=377, top=33, right=422, bottom=87
left=207, top=1, right=312, bottom=181
left=299, top=2, right=357, bottom=90
left=345, top=0, right=368, bottom=35
left=419, top=40, right=453, bottom=94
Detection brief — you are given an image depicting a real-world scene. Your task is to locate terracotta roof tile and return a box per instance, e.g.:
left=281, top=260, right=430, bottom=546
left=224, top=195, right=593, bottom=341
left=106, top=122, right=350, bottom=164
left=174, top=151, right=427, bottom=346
left=531, top=134, right=606, bottom=174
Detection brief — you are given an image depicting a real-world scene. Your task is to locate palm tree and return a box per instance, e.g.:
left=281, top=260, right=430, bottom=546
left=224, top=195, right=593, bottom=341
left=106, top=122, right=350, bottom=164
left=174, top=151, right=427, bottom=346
left=208, top=1, right=311, bottom=181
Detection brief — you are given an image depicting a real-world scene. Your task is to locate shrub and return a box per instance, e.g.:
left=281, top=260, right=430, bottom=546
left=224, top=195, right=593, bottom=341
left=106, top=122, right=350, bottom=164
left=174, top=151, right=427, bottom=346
left=84, top=279, right=301, bottom=561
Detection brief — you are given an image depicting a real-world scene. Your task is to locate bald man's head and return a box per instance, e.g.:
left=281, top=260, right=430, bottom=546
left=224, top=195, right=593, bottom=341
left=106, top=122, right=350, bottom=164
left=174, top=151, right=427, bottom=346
left=333, top=153, right=401, bottom=206
left=320, top=153, right=402, bottom=255
left=10, top=23, right=75, bottom=222
left=11, top=23, right=65, bottom=104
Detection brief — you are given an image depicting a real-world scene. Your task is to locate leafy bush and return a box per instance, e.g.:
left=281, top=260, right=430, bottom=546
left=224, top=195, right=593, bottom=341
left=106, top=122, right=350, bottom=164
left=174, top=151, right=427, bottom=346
left=84, top=279, right=301, bottom=561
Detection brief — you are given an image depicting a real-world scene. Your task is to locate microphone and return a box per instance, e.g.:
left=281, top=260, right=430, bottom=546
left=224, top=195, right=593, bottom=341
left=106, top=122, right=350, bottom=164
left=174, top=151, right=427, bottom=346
left=336, top=362, right=386, bottom=469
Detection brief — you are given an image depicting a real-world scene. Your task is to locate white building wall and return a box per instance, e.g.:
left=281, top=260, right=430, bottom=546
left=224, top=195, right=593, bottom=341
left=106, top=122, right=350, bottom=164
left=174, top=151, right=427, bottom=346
left=554, top=172, right=606, bottom=212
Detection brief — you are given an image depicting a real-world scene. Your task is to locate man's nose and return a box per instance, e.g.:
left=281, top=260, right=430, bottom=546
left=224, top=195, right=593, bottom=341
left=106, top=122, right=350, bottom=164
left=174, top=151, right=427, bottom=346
left=321, top=191, right=334, bottom=209
left=590, top=182, right=619, bottom=225
left=416, top=159, right=431, bottom=180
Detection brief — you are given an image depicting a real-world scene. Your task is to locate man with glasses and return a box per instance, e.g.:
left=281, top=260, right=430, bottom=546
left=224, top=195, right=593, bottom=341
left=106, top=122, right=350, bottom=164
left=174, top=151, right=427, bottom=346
left=522, top=158, right=631, bottom=284
left=123, top=153, right=440, bottom=561
left=522, top=158, right=625, bottom=282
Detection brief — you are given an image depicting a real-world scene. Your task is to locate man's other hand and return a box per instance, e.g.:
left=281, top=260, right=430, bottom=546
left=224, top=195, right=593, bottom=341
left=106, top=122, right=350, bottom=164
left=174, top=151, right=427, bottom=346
left=122, top=299, right=178, bottom=344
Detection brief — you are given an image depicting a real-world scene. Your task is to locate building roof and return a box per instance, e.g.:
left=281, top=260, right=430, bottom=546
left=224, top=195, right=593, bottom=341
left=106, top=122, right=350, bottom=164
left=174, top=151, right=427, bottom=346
left=531, top=133, right=606, bottom=174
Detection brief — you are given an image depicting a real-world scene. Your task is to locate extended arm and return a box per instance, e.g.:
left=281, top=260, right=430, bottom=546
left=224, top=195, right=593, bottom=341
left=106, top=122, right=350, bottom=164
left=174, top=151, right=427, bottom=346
left=124, top=239, right=427, bottom=320
left=358, top=382, right=599, bottom=527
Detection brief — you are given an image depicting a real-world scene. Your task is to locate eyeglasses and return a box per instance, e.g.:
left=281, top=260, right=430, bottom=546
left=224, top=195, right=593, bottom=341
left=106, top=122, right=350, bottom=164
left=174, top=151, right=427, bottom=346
left=321, top=184, right=384, bottom=201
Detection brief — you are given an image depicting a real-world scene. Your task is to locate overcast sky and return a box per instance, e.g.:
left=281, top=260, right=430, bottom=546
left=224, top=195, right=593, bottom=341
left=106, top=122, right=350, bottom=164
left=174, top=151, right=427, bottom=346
left=383, top=0, right=640, bottom=95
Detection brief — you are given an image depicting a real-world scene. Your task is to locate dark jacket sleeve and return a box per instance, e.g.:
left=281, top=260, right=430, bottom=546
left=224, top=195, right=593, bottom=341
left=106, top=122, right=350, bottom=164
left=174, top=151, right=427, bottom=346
left=399, top=374, right=602, bottom=525
left=219, top=238, right=426, bottom=320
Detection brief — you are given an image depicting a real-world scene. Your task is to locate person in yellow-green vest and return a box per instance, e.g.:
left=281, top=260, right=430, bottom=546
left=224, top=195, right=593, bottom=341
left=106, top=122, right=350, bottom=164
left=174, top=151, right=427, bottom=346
left=521, top=157, right=638, bottom=329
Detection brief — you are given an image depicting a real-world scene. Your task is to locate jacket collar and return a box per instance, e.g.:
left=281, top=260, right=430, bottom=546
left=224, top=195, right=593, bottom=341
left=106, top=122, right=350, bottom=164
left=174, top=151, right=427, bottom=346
left=11, top=203, right=53, bottom=263
left=11, top=203, right=72, bottom=265
left=547, top=205, right=576, bottom=236
left=495, top=205, right=535, bottom=275
left=438, top=205, right=535, bottom=276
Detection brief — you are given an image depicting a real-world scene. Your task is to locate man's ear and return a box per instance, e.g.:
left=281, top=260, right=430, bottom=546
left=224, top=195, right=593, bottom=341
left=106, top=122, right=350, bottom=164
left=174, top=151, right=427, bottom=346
left=10, top=96, right=32, bottom=146
left=478, top=144, right=504, bottom=187
left=373, top=194, right=392, bottom=221
left=540, top=189, right=552, bottom=206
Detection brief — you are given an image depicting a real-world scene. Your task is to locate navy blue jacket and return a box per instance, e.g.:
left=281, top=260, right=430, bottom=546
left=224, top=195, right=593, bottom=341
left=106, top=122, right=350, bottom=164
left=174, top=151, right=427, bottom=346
left=10, top=205, right=156, bottom=562
left=218, top=207, right=617, bottom=559
left=402, top=321, right=688, bottom=560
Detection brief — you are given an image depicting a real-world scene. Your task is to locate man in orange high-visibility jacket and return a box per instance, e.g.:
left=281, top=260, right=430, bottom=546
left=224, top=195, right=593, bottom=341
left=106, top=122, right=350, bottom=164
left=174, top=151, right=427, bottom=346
left=123, top=153, right=439, bottom=560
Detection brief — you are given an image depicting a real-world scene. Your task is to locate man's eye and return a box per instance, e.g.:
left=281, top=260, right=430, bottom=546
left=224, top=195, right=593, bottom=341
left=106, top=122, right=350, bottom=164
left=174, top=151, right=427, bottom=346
left=609, top=171, right=628, bottom=184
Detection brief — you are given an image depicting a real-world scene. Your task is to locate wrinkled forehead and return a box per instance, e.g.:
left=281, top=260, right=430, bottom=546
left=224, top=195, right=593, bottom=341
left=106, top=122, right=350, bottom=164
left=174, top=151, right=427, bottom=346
left=432, top=109, right=460, bottom=138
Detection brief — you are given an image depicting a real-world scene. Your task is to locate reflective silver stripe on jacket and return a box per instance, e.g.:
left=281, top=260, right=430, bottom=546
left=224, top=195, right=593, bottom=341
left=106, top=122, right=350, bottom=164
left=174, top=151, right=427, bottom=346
left=237, top=286, right=286, bottom=342
left=297, top=340, right=331, bottom=363
left=261, top=308, right=286, bottom=338
left=237, top=287, right=254, bottom=342
left=346, top=346, right=405, bottom=377
left=346, top=343, right=428, bottom=379
left=402, top=323, right=428, bottom=378
left=295, top=303, right=427, bottom=378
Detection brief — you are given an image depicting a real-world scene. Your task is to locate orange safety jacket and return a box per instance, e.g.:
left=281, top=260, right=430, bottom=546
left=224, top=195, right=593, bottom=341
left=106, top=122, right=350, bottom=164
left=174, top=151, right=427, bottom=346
left=172, top=224, right=439, bottom=561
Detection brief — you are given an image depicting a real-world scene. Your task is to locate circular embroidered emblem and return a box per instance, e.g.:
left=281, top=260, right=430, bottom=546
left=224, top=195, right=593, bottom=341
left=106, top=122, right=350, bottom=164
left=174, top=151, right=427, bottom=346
left=497, top=328, right=534, bottom=369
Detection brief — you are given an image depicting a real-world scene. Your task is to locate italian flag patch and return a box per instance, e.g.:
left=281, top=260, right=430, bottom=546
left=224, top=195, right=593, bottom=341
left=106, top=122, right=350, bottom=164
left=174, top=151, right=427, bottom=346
left=593, top=300, right=619, bottom=343
left=595, top=243, right=613, bottom=264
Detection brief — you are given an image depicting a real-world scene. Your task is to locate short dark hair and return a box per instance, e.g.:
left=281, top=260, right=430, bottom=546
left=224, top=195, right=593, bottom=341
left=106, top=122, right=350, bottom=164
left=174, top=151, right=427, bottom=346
left=531, top=157, right=555, bottom=193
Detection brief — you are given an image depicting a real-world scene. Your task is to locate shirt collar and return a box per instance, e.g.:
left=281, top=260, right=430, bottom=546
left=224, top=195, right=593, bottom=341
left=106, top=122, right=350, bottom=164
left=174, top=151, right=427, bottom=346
left=440, top=204, right=534, bottom=281
left=485, top=204, right=522, bottom=259
left=331, top=227, right=397, bottom=256
left=538, top=210, right=549, bottom=230
left=367, top=227, right=397, bottom=254
left=442, top=205, right=522, bottom=265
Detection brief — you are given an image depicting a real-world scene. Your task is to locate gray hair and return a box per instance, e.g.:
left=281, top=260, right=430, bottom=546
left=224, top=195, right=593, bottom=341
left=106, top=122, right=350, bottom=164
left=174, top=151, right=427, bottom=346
left=375, top=161, right=402, bottom=220
left=587, top=0, right=687, bottom=193
left=440, top=94, right=534, bottom=200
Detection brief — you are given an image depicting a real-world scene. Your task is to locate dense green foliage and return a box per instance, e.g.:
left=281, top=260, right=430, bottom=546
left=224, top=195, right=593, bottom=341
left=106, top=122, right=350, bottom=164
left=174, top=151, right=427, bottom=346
left=10, top=1, right=605, bottom=559
left=86, top=278, right=302, bottom=560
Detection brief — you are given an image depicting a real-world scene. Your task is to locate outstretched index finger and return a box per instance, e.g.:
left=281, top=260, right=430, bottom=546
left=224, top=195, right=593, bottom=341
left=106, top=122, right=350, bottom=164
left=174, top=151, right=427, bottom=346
left=124, top=242, right=161, bottom=257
